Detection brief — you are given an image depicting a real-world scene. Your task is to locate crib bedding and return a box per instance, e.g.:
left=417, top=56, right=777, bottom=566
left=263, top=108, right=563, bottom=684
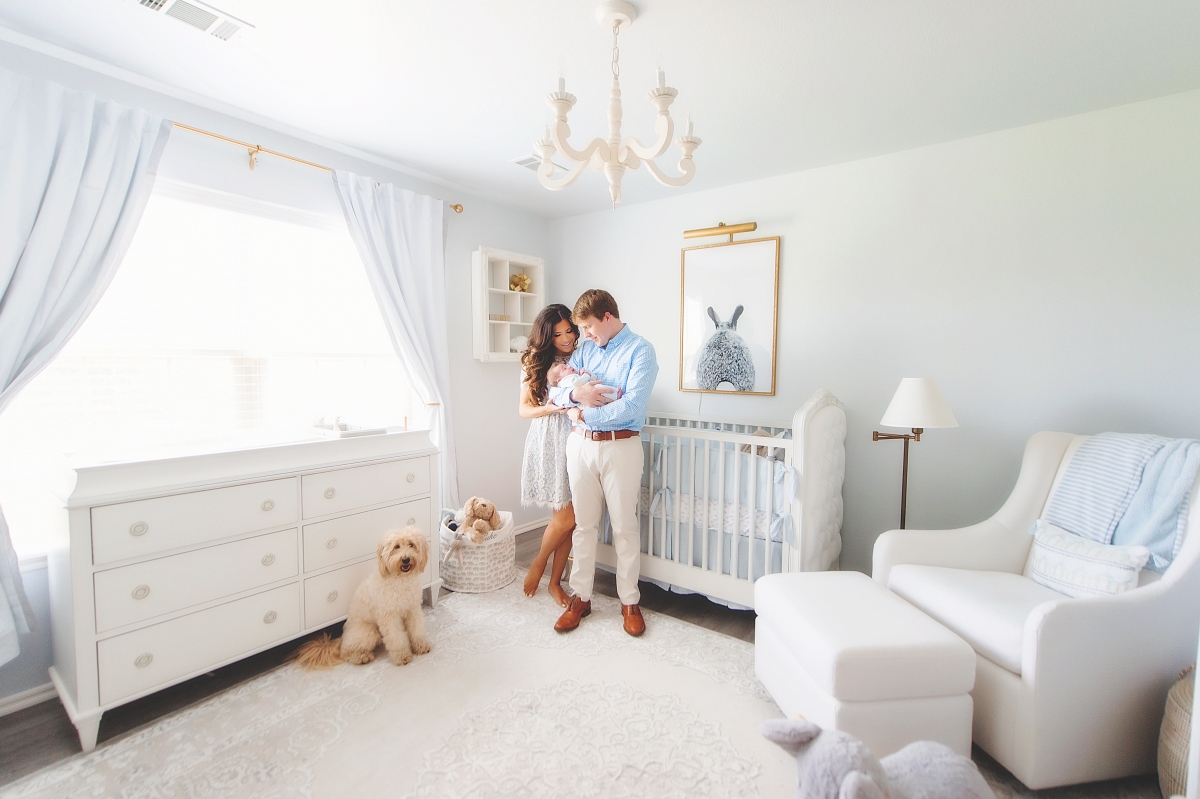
left=637, top=486, right=782, bottom=540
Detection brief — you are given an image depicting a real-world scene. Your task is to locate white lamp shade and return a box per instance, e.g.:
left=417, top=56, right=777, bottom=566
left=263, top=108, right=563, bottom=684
left=880, top=378, right=959, bottom=429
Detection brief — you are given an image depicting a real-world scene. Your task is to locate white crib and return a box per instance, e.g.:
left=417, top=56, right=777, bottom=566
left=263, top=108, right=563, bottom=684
left=595, top=389, right=847, bottom=609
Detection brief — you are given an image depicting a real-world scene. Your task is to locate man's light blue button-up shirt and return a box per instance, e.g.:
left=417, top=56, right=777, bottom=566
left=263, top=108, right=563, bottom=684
left=548, top=324, right=658, bottom=433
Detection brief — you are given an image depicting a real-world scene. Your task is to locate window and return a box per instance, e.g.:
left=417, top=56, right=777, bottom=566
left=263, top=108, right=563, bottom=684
left=0, top=190, right=414, bottom=556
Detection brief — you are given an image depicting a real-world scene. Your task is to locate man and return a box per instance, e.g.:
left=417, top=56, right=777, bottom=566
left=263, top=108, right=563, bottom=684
left=547, top=289, right=658, bottom=636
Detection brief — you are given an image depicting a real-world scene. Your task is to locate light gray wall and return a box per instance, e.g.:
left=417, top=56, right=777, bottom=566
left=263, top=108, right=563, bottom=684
left=0, top=41, right=551, bottom=700
left=0, top=561, right=52, bottom=705
left=548, top=89, right=1200, bottom=574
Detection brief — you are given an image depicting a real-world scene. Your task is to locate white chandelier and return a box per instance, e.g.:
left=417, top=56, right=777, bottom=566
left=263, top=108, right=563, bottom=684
left=535, top=0, right=701, bottom=207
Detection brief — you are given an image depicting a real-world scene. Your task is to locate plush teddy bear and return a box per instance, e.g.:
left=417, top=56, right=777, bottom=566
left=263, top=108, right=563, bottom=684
left=760, top=719, right=994, bottom=799
left=461, top=496, right=502, bottom=543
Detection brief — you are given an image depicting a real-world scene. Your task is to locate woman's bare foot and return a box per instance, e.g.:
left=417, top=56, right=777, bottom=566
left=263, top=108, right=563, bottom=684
left=547, top=580, right=570, bottom=607
left=524, top=556, right=548, bottom=597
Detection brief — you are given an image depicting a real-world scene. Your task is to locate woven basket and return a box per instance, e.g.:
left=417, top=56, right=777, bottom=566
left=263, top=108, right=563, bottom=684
left=440, top=511, right=516, bottom=593
left=1159, top=664, right=1194, bottom=798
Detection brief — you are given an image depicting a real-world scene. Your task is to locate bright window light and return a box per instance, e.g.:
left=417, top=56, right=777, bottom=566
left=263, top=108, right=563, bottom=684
left=0, top=193, right=414, bottom=556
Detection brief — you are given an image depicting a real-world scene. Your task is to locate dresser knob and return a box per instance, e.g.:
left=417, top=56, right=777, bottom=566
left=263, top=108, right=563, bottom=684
left=324, top=488, right=336, bottom=499
left=131, top=585, right=150, bottom=600
left=326, top=590, right=338, bottom=603
left=135, top=653, right=153, bottom=668
left=129, top=521, right=148, bottom=536
left=263, top=611, right=277, bottom=624
left=261, top=499, right=275, bottom=511
left=407, top=517, right=416, bottom=526
left=406, top=473, right=416, bottom=484
left=326, top=538, right=337, bottom=549
left=261, top=554, right=275, bottom=566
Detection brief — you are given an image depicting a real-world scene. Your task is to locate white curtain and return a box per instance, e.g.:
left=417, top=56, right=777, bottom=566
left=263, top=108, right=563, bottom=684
left=0, top=67, right=170, bottom=666
left=332, top=171, right=459, bottom=509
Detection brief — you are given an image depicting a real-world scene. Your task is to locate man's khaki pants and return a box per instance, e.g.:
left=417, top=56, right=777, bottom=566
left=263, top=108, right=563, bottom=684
left=566, top=433, right=643, bottom=604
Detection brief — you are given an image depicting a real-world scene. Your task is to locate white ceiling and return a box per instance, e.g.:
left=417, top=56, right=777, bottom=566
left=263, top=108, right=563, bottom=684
left=3, top=1, right=1200, bottom=218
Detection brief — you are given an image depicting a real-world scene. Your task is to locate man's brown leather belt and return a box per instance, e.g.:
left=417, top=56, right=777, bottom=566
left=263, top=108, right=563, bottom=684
left=573, top=427, right=639, bottom=441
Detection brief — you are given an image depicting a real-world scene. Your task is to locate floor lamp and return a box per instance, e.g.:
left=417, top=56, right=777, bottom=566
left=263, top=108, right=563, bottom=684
left=872, top=378, right=958, bottom=529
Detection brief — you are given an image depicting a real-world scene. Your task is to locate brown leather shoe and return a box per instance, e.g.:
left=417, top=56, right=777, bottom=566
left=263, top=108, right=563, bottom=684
left=621, top=604, right=645, bottom=637
left=554, top=596, right=591, bottom=633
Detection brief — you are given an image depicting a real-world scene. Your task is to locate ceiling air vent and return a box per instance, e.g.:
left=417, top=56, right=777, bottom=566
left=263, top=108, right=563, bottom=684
left=513, top=153, right=568, bottom=173
left=135, top=0, right=254, bottom=41
left=165, top=1, right=218, bottom=30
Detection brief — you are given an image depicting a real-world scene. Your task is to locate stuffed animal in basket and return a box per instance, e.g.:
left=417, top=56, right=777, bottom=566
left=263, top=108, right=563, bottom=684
left=760, top=718, right=994, bottom=799
left=462, top=496, right=502, bottom=543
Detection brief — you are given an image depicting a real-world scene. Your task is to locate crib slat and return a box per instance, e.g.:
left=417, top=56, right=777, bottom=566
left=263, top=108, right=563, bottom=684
left=766, top=451, right=776, bottom=576
left=732, top=437, right=741, bottom=583
left=673, top=433, right=682, bottom=565
left=702, top=438, right=711, bottom=572
left=751, top=441, right=759, bottom=581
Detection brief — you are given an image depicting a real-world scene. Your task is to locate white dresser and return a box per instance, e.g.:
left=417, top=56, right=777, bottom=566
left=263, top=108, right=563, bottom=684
left=48, top=431, right=440, bottom=751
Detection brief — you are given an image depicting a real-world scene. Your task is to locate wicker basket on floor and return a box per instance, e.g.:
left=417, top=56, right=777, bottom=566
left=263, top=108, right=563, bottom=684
left=439, top=510, right=516, bottom=593
left=1159, top=664, right=1194, bottom=798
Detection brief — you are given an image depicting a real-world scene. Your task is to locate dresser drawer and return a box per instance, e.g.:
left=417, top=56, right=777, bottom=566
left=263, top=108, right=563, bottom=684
left=301, top=458, right=429, bottom=519
left=93, top=529, right=299, bottom=634
left=97, top=583, right=300, bottom=706
left=303, top=559, right=376, bottom=629
left=303, top=499, right=431, bottom=572
left=91, top=478, right=298, bottom=565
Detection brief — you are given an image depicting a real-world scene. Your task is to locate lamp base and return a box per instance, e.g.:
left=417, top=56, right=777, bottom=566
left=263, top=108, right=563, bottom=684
left=872, top=428, right=923, bottom=529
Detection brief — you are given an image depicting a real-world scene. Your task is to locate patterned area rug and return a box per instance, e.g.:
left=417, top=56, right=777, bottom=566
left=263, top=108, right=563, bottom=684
left=1, top=583, right=795, bottom=798
left=0, top=581, right=1165, bottom=798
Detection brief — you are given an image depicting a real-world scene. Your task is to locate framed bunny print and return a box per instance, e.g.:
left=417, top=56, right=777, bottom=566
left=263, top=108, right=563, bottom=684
left=679, top=236, right=779, bottom=395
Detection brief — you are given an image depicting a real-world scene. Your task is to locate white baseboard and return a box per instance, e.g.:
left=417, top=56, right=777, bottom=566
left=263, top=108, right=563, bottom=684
left=515, top=517, right=550, bottom=535
left=0, top=682, right=57, bottom=718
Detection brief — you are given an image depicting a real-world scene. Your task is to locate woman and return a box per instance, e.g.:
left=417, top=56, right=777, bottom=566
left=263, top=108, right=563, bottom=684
left=519, top=304, right=578, bottom=607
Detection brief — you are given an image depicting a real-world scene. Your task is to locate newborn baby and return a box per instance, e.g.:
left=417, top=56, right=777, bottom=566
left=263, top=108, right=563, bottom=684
left=548, top=363, right=621, bottom=401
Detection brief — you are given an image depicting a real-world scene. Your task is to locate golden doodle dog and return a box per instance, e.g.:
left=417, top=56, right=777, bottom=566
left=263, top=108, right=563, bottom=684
left=292, top=526, right=431, bottom=668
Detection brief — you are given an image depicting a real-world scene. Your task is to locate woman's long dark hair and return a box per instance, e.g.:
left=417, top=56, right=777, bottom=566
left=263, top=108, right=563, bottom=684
left=521, top=304, right=577, bottom=405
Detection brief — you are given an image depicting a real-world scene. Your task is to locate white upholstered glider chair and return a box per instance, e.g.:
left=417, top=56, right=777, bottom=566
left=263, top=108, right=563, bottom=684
left=872, top=431, right=1200, bottom=790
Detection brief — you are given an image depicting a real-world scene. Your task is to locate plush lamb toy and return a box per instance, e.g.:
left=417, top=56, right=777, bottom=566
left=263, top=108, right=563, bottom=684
left=697, top=305, right=755, bottom=391
left=461, top=496, right=502, bottom=544
left=760, top=719, right=994, bottom=799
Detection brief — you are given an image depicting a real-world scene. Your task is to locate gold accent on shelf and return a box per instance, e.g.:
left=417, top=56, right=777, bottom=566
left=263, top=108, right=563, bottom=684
left=682, top=221, right=757, bottom=242
left=170, top=122, right=464, bottom=212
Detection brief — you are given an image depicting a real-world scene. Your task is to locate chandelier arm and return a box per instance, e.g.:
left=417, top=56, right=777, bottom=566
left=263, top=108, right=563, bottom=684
left=537, top=158, right=591, bottom=191
left=551, top=119, right=610, bottom=166
left=642, top=154, right=697, bottom=188
left=622, top=113, right=674, bottom=161
left=619, top=93, right=676, bottom=158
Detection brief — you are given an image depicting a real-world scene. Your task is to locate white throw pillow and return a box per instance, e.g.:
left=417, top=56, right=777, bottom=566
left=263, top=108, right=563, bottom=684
left=1027, top=520, right=1151, bottom=598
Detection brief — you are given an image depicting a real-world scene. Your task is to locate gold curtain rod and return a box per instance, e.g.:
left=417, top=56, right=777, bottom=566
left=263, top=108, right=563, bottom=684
left=171, top=122, right=464, bottom=213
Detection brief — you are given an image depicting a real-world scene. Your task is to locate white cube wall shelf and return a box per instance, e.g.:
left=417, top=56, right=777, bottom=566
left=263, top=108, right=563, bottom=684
left=471, top=246, right=545, bottom=362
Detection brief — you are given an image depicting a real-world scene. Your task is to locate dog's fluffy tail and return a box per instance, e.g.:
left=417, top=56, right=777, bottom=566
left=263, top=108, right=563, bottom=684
left=289, top=632, right=343, bottom=669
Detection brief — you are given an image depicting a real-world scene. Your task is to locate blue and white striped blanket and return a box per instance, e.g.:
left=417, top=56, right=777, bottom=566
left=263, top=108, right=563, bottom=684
left=1044, top=433, right=1200, bottom=572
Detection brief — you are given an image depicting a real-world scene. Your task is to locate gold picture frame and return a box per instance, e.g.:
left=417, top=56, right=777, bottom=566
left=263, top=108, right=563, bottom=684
left=679, top=236, right=780, bottom=396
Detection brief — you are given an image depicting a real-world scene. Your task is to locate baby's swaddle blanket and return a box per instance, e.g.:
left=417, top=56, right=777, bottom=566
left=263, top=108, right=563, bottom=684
left=1044, top=433, right=1200, bottom=572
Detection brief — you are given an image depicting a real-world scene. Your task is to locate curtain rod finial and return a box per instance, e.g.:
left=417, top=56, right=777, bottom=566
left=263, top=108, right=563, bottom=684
left=449, top=204, right=463, bottom=214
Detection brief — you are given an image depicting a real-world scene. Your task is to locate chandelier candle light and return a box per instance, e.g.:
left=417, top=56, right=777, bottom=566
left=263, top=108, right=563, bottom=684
left=536, top=0, right=701, bottom=207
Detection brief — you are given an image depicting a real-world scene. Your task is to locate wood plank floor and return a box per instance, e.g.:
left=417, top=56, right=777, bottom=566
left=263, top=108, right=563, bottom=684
left=0, top=528, right=753, bottom=788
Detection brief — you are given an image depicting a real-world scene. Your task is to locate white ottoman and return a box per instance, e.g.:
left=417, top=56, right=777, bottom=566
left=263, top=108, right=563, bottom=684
left=755, top=571, right=976, bottom=757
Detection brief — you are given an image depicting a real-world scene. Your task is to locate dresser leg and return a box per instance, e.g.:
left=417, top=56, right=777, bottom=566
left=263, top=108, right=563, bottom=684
left=425, top=581, right=440, bottom=608
left=75, top=712, right=102, bottom=753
